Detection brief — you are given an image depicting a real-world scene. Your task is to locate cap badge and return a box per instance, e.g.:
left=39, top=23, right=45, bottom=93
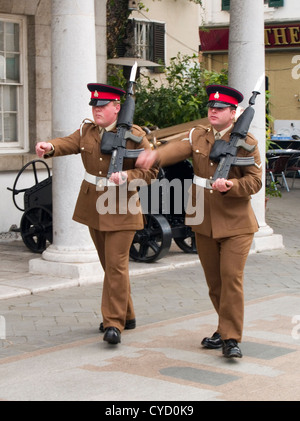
left=94, top=90, right=99, bottom=97
left=214, top=92, right=220, bottom=99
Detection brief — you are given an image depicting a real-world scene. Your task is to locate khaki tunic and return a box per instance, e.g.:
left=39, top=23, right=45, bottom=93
left=48, top=121, right=158, bottom=231
left=156, top=124, right=262, bottom=238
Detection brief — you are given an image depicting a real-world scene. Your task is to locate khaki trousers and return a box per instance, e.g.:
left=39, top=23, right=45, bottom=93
left=195, top=232, right=254, bottom=342
left=89, top=228, right=136, bottom=332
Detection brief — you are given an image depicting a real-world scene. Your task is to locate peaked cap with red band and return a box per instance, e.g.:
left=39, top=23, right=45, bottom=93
left=206, top=84, right=243, bottom=108
left=87, top=83, right=126, bottom=106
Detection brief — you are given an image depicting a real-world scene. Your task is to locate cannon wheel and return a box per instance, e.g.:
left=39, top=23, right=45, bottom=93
left=174, top=232, right=197, bottom=254
left=7, top=160, right=51, bottom=211
left=130, top=214, right=172, bottom=263
left=20, top=206, right=53, bottom=253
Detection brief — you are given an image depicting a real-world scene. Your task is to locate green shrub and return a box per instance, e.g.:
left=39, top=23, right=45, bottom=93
left=134, top=53, right=228, bottom=128
left=108, top=53, right=228, bottom=128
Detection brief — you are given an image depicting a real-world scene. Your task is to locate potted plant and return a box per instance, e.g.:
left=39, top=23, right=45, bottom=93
left=265, top=180, right=282, bottom=208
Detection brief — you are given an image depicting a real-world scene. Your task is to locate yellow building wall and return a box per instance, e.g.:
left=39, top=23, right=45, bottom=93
left=266, top=51, right=300, bottom=122
left=202, top=51, right=300, bottom=128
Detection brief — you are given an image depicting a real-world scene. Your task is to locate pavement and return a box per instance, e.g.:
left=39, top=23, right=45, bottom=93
left=0, top=179, right=300, bottom=403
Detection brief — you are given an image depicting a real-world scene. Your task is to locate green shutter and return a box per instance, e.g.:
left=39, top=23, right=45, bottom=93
left=221, top=1, right=284, bottom=11
left=153, top=22, right=165, bottom=72
left=221, top=0, right=283, bottom=11
left=222, top=0, right=230, bottom=11
left=269, top=0, right=284, bottom=7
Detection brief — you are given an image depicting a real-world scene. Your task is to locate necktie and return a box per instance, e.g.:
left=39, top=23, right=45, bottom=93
left=99, top=127, right=105, bottom=140
left=215, top=132, right=221, bottom=140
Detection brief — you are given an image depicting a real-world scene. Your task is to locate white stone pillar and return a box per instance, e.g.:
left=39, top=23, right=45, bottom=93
left=228, top=0, right=283, bottom=252
left=30, top=0, right=104, bottom=279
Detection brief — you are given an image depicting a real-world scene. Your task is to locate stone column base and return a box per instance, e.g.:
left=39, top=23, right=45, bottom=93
left=29, top=244, right=103, bottom=281
left=250, top=224, right=284, bottom=254
left=29, top=258, right=104, bottom=281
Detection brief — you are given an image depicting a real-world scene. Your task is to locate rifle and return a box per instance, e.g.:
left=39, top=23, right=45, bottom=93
left=101, top=61, right=144, bottom=178
left=206, top=90, right=260, bottom=188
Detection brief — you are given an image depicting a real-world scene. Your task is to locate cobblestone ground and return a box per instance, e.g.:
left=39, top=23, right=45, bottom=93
left=1, top=180, right=299, bottom=359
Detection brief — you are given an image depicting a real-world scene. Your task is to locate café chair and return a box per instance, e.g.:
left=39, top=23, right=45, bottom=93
left=266, top=155, right=290, bottom=192
left=285, top=155, right=300, bottom=189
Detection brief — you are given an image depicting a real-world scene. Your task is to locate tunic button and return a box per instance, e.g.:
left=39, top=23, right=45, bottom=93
left=210, top=189, right=213, bottom=194
left=99, top=157, right=103, bottom=161
left=81, top=147, right=84, bottom=150
left=196, top=149, right=199, bottom=153
left=209, top=176, right=213, bottom=180
left=99, top=171, right=102, bottom=175
left=210, top=162, right=214, bottom=166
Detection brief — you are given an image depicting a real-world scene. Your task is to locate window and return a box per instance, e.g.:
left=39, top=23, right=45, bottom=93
left=134, top=20, right=154, bottom=61
left=127, top=20, right=165, bottom=69
left=221, top=0, right=230, bottom=11
left=222, top=0, right=284, bottom=10
left=268, top=0, right=284, bottom=7
left=0, top=15, right=28, bottom=153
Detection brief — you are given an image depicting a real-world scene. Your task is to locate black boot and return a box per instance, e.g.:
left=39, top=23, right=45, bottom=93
left=201, top=332, right=223, bottom=349
left=103, top=327, right=121, bottom=345
left=222, top=339, right=242, bottom=358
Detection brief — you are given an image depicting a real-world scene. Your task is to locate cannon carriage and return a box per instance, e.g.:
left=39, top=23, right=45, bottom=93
left=7, top=160, right=53, bottom=253
left=129, top=158, right=196, bottom=262
left=128, top=119, right=208, bottom=262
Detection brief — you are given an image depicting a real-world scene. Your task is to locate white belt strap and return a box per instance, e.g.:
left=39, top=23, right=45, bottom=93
left=84, top=171, right=116, bottom=186
left=193, top=175, right=212, bottom=189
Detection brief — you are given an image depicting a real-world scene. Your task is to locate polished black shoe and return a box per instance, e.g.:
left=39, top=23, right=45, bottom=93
left=201, top=332, right=223, bottom=349
left=222, top=339, right=243, bottom=358
left=99, top=318, right=136, bottom=333
left=103, top=327, right=121, bottom=345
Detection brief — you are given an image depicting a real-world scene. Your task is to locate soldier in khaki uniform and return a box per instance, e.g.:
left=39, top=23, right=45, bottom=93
left=36, top=83, right=158, bottom=345
left=136, top=85, right=262, bottom=358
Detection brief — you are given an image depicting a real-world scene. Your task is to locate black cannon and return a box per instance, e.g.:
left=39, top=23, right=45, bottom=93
left=7, top=159, right=196, bottom=261
left=7, top=160, right=53, bottom=253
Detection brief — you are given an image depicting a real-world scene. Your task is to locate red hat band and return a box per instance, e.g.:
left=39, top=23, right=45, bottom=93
left=208, top=92, right=238, bottom=106
left=91, top=91, right=121, bottom=101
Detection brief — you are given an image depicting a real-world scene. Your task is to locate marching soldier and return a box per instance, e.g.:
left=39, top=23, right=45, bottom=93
left=36, top=83, right=158, bottom=345
left=136, top=85, right=262, bottom=358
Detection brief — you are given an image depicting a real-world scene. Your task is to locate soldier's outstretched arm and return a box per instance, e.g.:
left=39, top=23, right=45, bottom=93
left=135, top=149, right=158, bottom=170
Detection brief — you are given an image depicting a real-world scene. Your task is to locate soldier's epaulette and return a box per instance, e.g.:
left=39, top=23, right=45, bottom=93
left=193, top=124, right=211, bottom=133
left=195, top=124, right=210, bottom=132
left=244, top=132, right=258, bottom=146
left=132, top=124, right=145, bottom=136
left=79, top=119, right=96, bottom=136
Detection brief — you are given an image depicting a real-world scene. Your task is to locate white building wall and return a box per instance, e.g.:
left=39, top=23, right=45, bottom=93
left=200, top=0, right=300, bottom=24
left=130, top=0, right=201, bottom=61
left=199, top=1, right=230, bottom=25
